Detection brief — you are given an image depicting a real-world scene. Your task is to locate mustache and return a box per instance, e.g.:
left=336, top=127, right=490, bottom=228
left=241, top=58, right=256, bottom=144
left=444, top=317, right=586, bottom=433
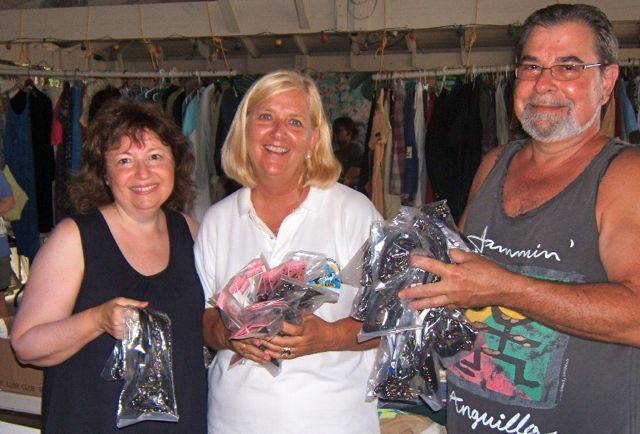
left=525, top=98, right=572, bottom=109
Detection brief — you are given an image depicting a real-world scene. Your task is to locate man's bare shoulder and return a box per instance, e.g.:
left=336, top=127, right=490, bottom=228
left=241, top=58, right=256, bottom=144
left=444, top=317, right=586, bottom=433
left=598, top=145, right=640, bottom=213
left=478, top=145, right=505, bottom=175
left=602, top=145, right=640, bottom=183
left=485, top=144, right=506, bottom=161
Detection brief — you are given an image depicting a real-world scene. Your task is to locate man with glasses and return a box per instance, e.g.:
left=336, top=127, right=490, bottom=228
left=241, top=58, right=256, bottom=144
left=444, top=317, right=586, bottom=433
left=400, top=4, right=640, bottom=433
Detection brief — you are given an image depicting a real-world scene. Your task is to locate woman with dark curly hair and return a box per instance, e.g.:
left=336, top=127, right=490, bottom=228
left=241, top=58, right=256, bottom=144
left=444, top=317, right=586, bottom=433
left=11, top=99, right=207, bottom=433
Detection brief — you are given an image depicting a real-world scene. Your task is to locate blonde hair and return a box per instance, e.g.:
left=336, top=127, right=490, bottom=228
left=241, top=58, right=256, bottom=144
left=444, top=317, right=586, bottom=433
left=222, top=70, right=341, bottom=188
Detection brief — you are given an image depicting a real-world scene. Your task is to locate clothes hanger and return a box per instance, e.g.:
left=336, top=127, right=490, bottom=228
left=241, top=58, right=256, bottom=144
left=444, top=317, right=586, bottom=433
left=23, top=77, right=35, bottom=90
left=437, top=67, right=447, bottom=95
left=1, top=77, right=21, bottom=97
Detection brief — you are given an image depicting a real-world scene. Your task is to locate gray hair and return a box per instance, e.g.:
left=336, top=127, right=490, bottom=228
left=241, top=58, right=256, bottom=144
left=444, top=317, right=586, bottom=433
left=515, top=4, right=618, bottom=66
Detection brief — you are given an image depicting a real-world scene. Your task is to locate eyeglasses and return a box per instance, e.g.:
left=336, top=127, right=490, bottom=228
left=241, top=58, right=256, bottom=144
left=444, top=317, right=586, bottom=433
left=515, top=63, right=603, bottom=81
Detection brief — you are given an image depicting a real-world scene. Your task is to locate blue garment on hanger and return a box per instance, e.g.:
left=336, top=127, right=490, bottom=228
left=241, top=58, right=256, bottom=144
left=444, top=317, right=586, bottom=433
left=182, top=90, right=202, bottom=150
left=71, top=82, right=84, bottom=172
left=4, top=90, right=40, bottom=259
left=617, top=78, right=639, bottom=137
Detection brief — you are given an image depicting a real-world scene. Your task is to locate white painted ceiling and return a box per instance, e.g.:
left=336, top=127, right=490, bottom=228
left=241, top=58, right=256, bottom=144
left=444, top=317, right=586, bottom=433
left=0, top=0, right=638, bottom=75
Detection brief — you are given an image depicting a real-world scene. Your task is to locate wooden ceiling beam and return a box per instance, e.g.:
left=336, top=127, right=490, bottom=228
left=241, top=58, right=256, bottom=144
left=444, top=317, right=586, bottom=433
left=240, top=37, right=259, bottom=58
left=294, top=0, right=310, bottom=30
left=217, top=0, right=240, bottom=33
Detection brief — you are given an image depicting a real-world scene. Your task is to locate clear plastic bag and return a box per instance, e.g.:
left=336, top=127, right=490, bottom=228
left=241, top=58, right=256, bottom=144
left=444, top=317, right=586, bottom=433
left=101, top=307, right=179, bottom=428
left=353, top=201, right=479, bottom=409
left=420, top=200, right=473, bottom=252
left=214, top=255, right=268, bottom=329
left=214, top=252, right=340, bottom=375
left=366, top=328, right=442, bottom=411
left=215, top=252, right=338, bottom=338
left=421, top=307, right=477, bottom=366
left=366, top=308, right=477, bottom=410
left=351, top=205, right=451, bottom=338
left=357, top=267, right=426, bottom=341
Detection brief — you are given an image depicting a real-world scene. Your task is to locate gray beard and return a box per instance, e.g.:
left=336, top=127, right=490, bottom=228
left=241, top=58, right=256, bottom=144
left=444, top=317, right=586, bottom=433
left=520, top=81, right=604, bottom=143
left=520, top=104, right=600, bottom=142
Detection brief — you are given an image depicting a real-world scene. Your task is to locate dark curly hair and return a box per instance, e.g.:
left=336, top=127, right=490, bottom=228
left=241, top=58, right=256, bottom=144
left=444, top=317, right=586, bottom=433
left=69, top=98, right=196, bottom=214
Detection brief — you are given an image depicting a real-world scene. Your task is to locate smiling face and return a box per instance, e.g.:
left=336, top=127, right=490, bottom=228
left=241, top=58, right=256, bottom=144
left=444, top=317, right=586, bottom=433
left=246, top=89, right=319, bottom=187
left=514, top=21, right=617, bottom=143
left=104, top=129, right=175, bottom=214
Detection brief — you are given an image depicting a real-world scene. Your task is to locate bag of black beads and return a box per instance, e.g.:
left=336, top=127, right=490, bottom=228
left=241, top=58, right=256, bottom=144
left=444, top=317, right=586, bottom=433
left=101, top=307, right=179, bottom=428
left=349, top=221, right=421, bottom=322
left=349, top=205, right=450, bottom=322
left=347, top=237, right=375, bottom=322
left=366, top=328, right=443, bottom=411
left=357, top=265, right=426, bottom=341
left=353, top=206, right=450, bottom=337
left=345, top=211, right=414, bottom=321
left=421, top=307, right=477, bottom=367
left=420, top=200, right=475, bottom=253
left=365, top=306, right=477, bottom=411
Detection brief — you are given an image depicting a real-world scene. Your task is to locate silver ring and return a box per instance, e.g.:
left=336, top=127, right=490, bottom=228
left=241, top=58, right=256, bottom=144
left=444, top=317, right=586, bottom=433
left=281, top=347, right=292, bottom=357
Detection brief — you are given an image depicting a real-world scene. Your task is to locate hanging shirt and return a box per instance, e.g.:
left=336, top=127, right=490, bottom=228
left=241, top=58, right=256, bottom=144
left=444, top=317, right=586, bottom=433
left=28, top=86, right=55, bottom=232
left=70, top=82, right=84, bottom=173
left=412, top=84, right=426, bottom=207
left=389, top=80, right=406, bottom=197
left=368, top=89, right=389, bottom=215
left=495, top=79, right=509, bottom=146
left=4, top=90, right=40, bottom=259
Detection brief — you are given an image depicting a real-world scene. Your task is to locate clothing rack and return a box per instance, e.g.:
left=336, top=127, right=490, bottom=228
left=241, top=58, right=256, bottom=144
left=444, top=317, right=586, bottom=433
left=373, top=59, right=640, bottom=81
left=372, top=64, right=514, bottom=81
left=0, top=66, right=237, bottom=80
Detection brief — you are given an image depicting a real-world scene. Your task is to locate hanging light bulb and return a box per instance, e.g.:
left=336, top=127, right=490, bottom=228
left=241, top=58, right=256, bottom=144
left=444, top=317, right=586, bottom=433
left=274, top=38, right=283, bottom=47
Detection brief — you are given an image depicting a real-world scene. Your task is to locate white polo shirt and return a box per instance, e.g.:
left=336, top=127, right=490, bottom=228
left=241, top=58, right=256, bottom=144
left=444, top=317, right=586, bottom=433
left=195, top=183, right=382, bottom=434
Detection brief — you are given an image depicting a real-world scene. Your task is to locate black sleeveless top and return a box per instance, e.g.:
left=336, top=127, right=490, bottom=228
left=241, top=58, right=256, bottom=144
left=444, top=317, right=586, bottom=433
left=446, top=139, right=640, bottom=434
left=42, top=209, right=207, bottom=433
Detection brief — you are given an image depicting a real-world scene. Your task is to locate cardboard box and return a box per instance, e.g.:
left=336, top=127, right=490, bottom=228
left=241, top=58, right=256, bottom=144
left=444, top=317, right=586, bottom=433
left=0, top=337, right=43, bottom=397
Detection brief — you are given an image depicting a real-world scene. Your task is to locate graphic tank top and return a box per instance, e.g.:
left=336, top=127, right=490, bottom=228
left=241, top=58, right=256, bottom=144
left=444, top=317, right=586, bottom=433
left=447, top=139, right=640, bottom=434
